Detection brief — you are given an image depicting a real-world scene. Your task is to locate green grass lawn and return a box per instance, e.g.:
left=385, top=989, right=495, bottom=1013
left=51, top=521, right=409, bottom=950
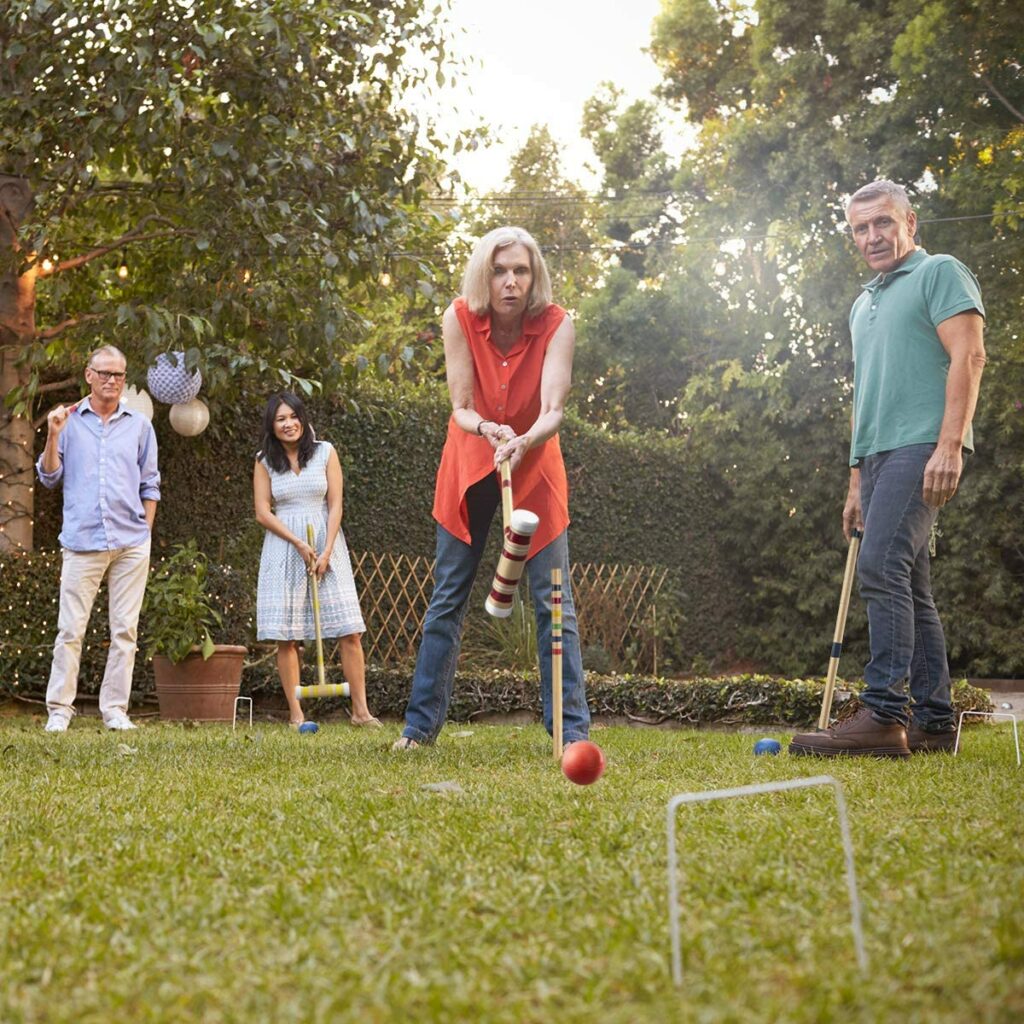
left=1, top=718, right=1021, bottom=1023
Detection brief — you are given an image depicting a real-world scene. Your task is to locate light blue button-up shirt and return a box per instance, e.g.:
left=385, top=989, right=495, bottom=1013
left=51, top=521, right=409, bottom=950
left=36, top=398, right=161, bottom=552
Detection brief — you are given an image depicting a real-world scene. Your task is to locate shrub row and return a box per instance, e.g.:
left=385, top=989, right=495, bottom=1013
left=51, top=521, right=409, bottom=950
left=21, top=377, right=1016, bottom=677
left=28, top=379, right=737, bottom=672
left=274, top=668, right=994, bottom=730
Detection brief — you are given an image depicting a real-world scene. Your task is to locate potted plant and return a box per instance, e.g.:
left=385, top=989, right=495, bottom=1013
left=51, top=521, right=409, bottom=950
left=143, top=540, right=246, bottom=721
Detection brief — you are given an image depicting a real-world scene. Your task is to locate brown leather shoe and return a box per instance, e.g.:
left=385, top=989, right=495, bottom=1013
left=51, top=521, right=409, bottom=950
left=789, top=707, right=910, bottom=758
left=907, top=723, right=956, bottom=753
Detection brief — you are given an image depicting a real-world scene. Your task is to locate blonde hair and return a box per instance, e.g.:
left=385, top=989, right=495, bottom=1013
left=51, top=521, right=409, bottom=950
left=460, top=227, right=553, bottom=317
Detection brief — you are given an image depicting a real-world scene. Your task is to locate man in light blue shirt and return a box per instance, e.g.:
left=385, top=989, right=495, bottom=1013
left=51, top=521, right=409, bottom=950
left=37, top=345, right=160, bottom=731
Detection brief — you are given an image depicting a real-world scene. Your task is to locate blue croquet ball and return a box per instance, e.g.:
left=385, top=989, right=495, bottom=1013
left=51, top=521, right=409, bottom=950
left=298, top=722, right=319, bottom=735
left=753, top=737, right=781, bottom=756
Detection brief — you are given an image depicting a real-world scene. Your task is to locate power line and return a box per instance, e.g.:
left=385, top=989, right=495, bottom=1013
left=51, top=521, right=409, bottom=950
left=429, top=191, right=1024, bottom=224
left=389, top=206, right=1024, bottom=260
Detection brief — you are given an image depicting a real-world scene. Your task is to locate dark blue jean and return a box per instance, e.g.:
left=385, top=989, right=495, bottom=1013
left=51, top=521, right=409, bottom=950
left=402, top=476, right=590, bottom=745
left=857, top=443, right=953, bottom=729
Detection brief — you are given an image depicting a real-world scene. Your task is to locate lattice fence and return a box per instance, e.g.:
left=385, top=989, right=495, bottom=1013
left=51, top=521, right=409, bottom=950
left=350, top=552, right=435, bottom=665
left=349, top=550, right=670, bottom=672
left=572, top=562, right=670, bottom=675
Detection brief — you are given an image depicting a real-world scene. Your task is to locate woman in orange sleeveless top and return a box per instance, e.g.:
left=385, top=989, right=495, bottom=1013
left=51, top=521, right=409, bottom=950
left=394, top=227, right=590, bottom=749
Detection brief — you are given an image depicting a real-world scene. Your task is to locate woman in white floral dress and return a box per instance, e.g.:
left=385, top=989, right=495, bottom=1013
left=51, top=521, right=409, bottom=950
left=253, top=392, right=378, bottom=728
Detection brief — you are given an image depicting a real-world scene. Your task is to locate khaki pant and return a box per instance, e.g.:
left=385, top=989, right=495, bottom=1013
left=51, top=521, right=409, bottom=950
left=46, top=542, right=151, bottom=721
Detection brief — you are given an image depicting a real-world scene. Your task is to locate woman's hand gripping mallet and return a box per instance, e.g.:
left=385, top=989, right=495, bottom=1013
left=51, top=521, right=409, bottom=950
left=293, top=524, right=350, bottom=702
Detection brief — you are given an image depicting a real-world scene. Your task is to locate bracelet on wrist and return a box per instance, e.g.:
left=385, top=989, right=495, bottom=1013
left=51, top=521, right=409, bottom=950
left=477, top=419, right=491, bottom=436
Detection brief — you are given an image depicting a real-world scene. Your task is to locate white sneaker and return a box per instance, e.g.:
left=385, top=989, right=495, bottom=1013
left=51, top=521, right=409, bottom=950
left=104, top=711, right=138, bottom=731
left=44, top=712, right=70, bottom=733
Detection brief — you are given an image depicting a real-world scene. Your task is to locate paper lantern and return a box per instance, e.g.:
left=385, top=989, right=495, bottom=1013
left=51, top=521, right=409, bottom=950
left=169, top=398, right=210, bottom=437
left=147, top=352, right=202, bottom=404
left=121, top=385, right=154, bottom=421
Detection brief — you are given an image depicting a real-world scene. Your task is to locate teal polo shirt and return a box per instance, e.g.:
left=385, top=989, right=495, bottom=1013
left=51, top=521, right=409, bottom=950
left=849, top=249, right=984, bottom=466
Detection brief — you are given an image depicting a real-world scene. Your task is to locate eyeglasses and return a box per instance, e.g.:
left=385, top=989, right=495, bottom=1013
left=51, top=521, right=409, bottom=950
left=89, top=369, right=127, bottom=382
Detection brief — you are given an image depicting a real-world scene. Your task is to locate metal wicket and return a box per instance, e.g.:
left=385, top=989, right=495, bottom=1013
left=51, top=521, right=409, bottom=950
left=667, top=775, right=867, bottom=987
left=954, top=710, right=1021, bottom=767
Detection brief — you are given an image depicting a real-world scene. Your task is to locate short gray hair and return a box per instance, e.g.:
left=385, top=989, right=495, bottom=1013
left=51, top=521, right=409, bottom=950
left=460, top=227, right=553, bottom=317
left=846, top=180, right=913, bottom=219
left=87, top=345, right=127, bottom=368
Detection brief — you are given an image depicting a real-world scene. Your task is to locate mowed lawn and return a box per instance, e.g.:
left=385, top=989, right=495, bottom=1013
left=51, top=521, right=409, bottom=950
left=1, top=719, right=1021, bottom=1023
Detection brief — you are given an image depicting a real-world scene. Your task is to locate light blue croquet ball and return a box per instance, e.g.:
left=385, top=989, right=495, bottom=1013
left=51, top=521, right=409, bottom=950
left=298, top=722, right=319, bottom=735
left=753, top=737, right=781, bottom=756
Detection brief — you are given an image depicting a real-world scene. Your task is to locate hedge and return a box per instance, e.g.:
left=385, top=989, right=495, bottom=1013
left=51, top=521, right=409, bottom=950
left=0, top=535, right=992, bottom=733
left=27, top=379, right=738, bottom=672
left=231, top=669, right=994, bottom=730
left=18, top=376, right=1017, bottom=679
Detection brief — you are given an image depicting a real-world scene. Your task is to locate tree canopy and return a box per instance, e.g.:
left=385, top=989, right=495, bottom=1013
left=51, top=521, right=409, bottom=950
left=569, top=0, right=1024, bottom=672
left=0, top=0, right=465, bottom=551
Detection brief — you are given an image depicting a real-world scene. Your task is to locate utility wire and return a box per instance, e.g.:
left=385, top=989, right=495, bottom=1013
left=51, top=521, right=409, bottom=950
left=390, top=206, right=1024, bottom=260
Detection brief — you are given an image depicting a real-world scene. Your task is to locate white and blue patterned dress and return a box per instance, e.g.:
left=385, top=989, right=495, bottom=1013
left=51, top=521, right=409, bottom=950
left=256, top=441, right=366, bottom=641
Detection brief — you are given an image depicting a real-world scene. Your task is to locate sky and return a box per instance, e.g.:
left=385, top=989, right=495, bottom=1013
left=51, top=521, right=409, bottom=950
left=433, top=0, right=669, bottom=193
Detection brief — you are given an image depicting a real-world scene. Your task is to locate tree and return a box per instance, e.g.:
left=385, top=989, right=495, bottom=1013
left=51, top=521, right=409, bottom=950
left=644, top=0, right=1024, bottom=672
left=472, top=125, right=601, bottom=311
left=581, top=84, right=677, bottom=277
left=0, top=0, right=466, bottom=552
left=575, top=85, right=725, bottom=432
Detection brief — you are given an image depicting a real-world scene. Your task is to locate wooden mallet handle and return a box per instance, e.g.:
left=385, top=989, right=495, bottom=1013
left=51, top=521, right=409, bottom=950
left=499, top=459, right=513, bottom=535
left=551, top=568, right=563, bottom=760
left=306, top=523, right=326, bottom=689
left=818, top=529, right=863, bottom=730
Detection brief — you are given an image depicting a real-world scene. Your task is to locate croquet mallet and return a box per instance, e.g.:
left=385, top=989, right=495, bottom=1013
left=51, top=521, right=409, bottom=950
left=818, top=528, right=863, bottom=729
left=485, top=459, right=539, bottom=618
left=292, top=525, right=351, bottom=703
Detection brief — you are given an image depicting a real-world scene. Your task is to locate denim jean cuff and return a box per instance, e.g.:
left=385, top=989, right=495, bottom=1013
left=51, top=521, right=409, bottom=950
left=402, top=727, right=434, bottom=745
left=868, top=708, right=908, bottom=726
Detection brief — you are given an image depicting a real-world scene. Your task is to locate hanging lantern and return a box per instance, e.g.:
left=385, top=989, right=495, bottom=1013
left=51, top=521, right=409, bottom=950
left=147, top=352, right=202, bottom=405
left=121, top=385, right=154, bottom=421
left=169, top=398, right=210, bottom=437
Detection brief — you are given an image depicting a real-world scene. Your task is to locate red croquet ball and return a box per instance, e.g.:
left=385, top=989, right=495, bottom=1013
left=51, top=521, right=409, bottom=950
left=561, top=740, right=606, bottom=785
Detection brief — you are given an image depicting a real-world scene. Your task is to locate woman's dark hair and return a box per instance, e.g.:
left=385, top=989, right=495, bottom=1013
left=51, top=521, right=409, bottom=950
left=258, top=392, right=316, bottom=474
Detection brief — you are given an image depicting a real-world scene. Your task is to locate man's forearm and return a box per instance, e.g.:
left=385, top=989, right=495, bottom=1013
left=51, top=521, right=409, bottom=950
left=41, top=433, right=61, bottom=475
left=937, top=352, right=985, bottom=451
left=143, top=499, right=157, bottom=531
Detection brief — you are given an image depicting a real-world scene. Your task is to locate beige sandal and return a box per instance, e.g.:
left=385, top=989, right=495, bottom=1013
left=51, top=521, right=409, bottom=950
left=391, top=736, right=419, bottom=750
left=351, top=715, right=383, bottom=729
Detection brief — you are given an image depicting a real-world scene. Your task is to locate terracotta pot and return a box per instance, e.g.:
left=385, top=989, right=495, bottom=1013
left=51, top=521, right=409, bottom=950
left=152, top=645, right=247, bottom=722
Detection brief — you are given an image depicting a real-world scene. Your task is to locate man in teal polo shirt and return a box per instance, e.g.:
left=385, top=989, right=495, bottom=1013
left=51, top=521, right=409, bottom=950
left=791, top=180, right=986, bottom=758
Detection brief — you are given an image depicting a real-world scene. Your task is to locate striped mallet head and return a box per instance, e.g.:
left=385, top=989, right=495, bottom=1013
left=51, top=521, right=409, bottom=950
left=294, top=682, right=351, bottom=700
left=485, top=509, right=539, bottom=618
